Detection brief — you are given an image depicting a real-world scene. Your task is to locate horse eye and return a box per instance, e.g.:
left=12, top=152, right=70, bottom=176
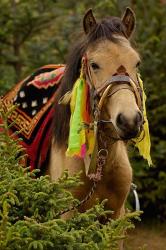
left=136, top=61, right=141, bottom=68
left=90, top=62, right=100, bottom=70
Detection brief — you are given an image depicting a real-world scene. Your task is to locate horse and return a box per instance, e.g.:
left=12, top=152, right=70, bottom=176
left=2, top=7, right=144, bottom=230
left=48, top=7, right=143, bottom=222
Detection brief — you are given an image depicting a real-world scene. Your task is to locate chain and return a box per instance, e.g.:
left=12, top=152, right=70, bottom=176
left=88, top=147, right=108, bottom=182
left=56, top=181, right=97, bottom=216
left=56, top=130, right=109, bottom=217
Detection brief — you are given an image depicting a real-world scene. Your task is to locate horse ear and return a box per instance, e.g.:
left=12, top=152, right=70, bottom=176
left=122, top=7, right=136, bottom=38
left=83, top=9, right=97, bottom=34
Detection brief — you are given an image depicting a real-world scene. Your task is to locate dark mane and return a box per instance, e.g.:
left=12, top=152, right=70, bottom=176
left=53, top=16, right=127, bottom=146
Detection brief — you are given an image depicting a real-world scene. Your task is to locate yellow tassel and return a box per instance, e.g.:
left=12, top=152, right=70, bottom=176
left=133, top=74, right=152, bottom=166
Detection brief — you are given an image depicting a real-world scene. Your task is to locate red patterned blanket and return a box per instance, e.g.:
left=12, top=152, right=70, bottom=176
left=1, top=64, right=65, bottom=171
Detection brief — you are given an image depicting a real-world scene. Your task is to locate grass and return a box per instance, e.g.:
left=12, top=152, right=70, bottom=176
left=124, top=221, right=166, bottom=250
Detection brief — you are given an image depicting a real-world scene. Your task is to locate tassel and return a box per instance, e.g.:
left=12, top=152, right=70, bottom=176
left=66, top=65, right=95, bottom=159
left=133, top=74, right=152, bottom=166
left=58, top=91, right=72, bottom=105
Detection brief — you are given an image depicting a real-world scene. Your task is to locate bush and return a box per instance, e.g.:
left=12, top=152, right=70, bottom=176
left=0, top=104, right=141, bottom=250
left=0, top=0, right=165, bottom=221
left=131, top=0, right=166, bottom=221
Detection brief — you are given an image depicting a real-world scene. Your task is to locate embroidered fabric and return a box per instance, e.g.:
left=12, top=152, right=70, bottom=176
left=1, top=65, right=65, bottom=171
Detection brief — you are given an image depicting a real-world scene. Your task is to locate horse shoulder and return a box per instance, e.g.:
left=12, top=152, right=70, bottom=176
left=48, top=139, right=84, bottom=181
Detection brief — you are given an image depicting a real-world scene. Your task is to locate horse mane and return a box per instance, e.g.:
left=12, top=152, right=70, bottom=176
left=53, top=16, right=127, bottom=146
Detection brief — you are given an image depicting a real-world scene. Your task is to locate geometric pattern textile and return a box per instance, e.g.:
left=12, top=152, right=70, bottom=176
left=1, top=64, right=65, bottom=171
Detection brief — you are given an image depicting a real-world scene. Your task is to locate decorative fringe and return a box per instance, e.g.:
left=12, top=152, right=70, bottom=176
left=66, top=70, right=152, bottom=170
left=133, top=74, right=152, bottom=166
left=66, top=66, right=94, bottom=158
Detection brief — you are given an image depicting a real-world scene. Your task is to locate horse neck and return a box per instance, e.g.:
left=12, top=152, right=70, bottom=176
left=103, top=138, right=129, bottom=173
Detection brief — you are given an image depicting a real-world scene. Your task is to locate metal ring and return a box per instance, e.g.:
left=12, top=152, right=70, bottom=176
left=98, top=149, right=108, bottom=157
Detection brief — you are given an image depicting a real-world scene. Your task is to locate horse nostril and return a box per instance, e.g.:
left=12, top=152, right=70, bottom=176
left=116, top=113, right=127, bottom=129
left=116, top=112, right=143, bottom=132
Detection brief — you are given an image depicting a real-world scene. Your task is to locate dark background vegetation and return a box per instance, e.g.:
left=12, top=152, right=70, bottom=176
left=0, top=0, right=165, bottom=221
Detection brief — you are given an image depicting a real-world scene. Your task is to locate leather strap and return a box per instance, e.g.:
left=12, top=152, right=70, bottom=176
left=81, top=55, right=143, bottom=181
left=96, top=75, right=131, bottom=94
left=82, top=55, right=142, bottom=112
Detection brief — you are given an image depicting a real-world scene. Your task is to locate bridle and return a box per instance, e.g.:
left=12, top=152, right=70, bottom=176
left=83, top=54, right=143, bottom=124
left=81, top=54, right=143, bottom=181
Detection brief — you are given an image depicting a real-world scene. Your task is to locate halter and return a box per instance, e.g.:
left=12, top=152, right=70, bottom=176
left=81, top=54, right=144, bottom=182
left=83, top=55, right=143, bottom=124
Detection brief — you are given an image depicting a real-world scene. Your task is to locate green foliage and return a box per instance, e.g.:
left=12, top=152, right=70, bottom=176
left=0, top=105, right=140, bottom=249
left=0, top=0, right=119, bottom=94
left=129, top=0, right=166, bottom=220
left=0, top=0, right=165, bottom=220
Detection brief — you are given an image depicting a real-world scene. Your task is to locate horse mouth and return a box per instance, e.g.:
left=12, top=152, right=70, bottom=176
left=119, top=129, right=140, bottom=140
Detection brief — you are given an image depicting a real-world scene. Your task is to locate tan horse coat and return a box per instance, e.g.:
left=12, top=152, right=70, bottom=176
left=48, top=9, right=143, bottom=250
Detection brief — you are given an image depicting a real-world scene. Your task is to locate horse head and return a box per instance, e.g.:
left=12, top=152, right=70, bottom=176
left=82, top=8, right=143, bottom=140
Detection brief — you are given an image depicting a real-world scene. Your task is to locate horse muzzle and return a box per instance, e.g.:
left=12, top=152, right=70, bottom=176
left=116, top=111, right=143, bottom=140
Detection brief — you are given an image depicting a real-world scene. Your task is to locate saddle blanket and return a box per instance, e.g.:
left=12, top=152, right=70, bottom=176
left=1, top=64, right=65, bottom=171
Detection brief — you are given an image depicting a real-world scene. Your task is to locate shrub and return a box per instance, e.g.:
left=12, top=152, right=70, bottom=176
left=0, top=104, right=140, bottom=250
